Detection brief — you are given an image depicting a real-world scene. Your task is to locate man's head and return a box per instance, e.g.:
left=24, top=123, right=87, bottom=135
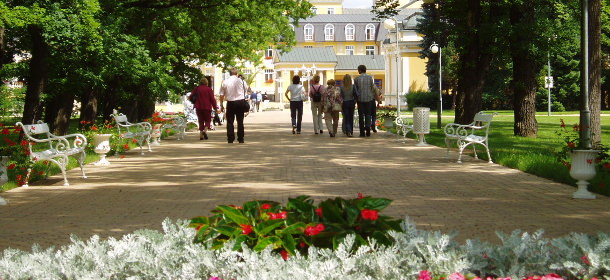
left=357, top=65, right=367, bottom=74
left=230, top=68, right=239, bottom=76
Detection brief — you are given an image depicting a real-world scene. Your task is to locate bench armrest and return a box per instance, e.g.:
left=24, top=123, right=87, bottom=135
left=444, top=123, right=477, bottom=138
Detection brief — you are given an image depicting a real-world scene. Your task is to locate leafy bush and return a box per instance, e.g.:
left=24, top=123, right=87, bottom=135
left=189, top=195, right=402, bottom=259
left=406, top=90, right=438, bottom=110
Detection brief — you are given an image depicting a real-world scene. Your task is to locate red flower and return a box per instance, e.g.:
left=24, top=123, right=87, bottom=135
left=7, top=163, right=15, bottom=170
left=305, top=223, right=324, bottom=236
left=315, top=207, right=323, bottom=218
left=573, top=124, right=579, bottom=132
left=582, top=255, right=591, bottom=265
left=560, top=119, right=566, bottom=128
left=1, top=128, right=9, bottom=135
left=357, top=192, right=363, bottom=199
left=240, top=224, right=253, bottom=235
left=299, top=241, right=307, bottom=248
left=4, top=137, right=16, bottom=146
left=567, top=142, right=576, bottom=148
left=132, top=139, right=137, bottom=143
left=604, top=163, right=610, bottom=169
left=121, top=155, right=125, bottom=159
left=123, top=144, right=129, bottom=150
left=196, top=224, right=204, bottom=231
left=269, top=211, right=287, bottom=220
left=587, top=159, right=593, bottom=164
left=261, top=203, right=271, bottom=210
left=91, top=125, right=98, bottom=131
left=280, top=250, right=289, bottom=260
left=361, top=209, right=379, bottom=221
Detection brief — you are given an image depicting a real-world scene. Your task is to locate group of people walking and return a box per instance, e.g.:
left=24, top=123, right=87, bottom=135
left=284, top=64, right=381, bottom=137
left=190, top=65, right=381, bottom=144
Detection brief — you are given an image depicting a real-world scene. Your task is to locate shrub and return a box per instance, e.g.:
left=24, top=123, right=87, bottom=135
left=406, top=90, right=437, bottom=110
left=189, top=195, right=402, bottom=259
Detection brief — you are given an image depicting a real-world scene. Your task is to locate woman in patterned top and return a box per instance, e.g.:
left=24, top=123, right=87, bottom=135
left=321, top=79, right=343, bottom=137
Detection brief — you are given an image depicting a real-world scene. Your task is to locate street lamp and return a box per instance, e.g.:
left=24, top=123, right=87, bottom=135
left=429, top=42, right=442, bottom=128
left=383, top=17, right=400, bottom=114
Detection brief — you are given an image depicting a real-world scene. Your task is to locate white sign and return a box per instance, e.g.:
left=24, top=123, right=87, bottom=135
left=545, top=76, right=554, bottom=89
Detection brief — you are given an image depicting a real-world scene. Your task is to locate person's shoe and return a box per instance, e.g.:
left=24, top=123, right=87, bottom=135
left=292, top=126, right=296, bottom=134
left=238, top=140, right=245, bottom=143
left=330, top=133, right=334, bottom=137
left=203, top=131, right=208, bottom=140
left=297, top=131, right=301, bottom=134
left=320, top=130, right=323, bottom=134
left=199, top=131, right=204, bottom=140
left=359, top=133, right=365, bottom=137
left=372, top=127, right=377, bottom=133
left=315, top=132, right=319, bottom=135
left=366, top=130, right=371, bottom=137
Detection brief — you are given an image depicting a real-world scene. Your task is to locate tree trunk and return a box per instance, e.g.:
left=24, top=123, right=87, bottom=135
left=510, top=4, right=538, bottom=137
left=44, top=92, right=74, bottom=135
left=589, top=0, right=602, bottom=148
left=0, top=27, right=6, bottom=69
left=454, top=0, right=493, bottom=124
left=21, top=25, right=48, bottom=125
left=80, top=88, right=99, bottom=126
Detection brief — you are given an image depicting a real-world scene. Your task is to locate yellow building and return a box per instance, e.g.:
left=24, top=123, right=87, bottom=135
left=199, top=0, right=429, bottom=106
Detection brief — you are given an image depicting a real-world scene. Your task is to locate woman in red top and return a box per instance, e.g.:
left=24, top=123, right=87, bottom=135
left=191, top=77, right=219, bottom=140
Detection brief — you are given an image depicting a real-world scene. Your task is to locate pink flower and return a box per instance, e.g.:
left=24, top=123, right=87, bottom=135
left=358, top=192, right=363, bottom=199
left=315, top=207, right=323, bottom=218
left=418, top=270, right=432, bottom=280
left=448, top=272, right=465, bottom=280
left=208, top=277, right=221, bottom=280
left=269, top=211, right=287, bottom=220
left=305, top=223, right=324, bottom=236
left=261, top=203, right=271, bottom=210
left=582, top=255, right=591, bottom=265
left=361, top=209, right=379, bottom=221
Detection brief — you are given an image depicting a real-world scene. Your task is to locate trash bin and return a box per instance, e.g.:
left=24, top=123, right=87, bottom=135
left=413, top=107, right=430, bottom=146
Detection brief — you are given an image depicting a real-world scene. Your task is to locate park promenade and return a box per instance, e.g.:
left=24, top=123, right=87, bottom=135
left=1, top=108, right=610, bottom=252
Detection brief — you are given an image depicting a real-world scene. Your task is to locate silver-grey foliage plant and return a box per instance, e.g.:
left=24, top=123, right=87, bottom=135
left=0, top=217, right=608, bottom=280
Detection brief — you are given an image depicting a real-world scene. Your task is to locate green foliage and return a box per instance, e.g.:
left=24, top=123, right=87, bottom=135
left=189, top=195, right=403, bottom=258
left=406, top=90, right=438, bottom=110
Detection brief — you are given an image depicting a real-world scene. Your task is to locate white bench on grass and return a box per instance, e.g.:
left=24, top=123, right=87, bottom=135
left=16, top=121, right=87, bottom=187
left=112, top=112, right=152, bottom=155
left=162, top=116, right=187, bottom=140
left=394, top=116, right=413, bottom=143
left=443, top=112, right=497, bottom=163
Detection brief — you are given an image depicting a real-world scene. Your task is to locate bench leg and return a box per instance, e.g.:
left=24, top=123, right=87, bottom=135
left=146, top=135, right=152, bottom=152
left=76, top=152, right=87, bottom=179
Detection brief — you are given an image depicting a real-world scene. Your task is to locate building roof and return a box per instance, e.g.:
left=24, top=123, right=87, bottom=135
left=277, top=47, right=338, bottom=63
left=300, top=14, right=380, bottom=23
left=336, top=55, right=385, bottom=70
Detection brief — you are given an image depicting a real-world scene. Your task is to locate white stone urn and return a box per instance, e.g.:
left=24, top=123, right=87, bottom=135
left=151, top=124, right=162, bottom=146
left=570, top=149, right=598, bottom=199
left=0, top=156, right=9, bottom=205
left=93, top=134, right=112, bottom=166
left=383, top=117, right=395, bottom=129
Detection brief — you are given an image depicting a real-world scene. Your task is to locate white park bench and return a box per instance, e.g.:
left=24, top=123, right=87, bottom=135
left=112, top=112, right=152, bottom=155
left=16, top=121, right=87, bottom=187
left=394, top=116, right=413, bottom=143
left=162, top=115, right=187, bottom=140
left=443, top=112, right=497, bottom=163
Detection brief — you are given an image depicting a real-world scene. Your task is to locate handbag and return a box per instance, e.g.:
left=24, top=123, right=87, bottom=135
left=239, top=81, right=250, bottom=113
left=299, top=85, right=307, bottom=101
left=332, top=103, right=342, bottom=112
left=190, top=87, right=198, bottom=103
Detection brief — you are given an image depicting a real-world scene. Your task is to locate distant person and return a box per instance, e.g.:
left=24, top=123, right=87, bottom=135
left=309, top=75, right=325, bottom=135
left=354, top=65, right=376, bottom=137
left=191, top=77, right=219, bottom=140
left=371, top=86, right=382, bottom=133
left=256, top=91, right=262, bottom=112
left=219, top=68, right=248, bottom=143
left=284, top=75, right=306, bottom=134
left=322, top=79, right=343, bottom=137
left=340, top=74, right=357, bottom=137
left=250, top=89, right=257, bottom=113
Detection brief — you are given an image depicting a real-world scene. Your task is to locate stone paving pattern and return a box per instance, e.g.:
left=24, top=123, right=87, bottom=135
left=1, top=109, right=610, bottom=252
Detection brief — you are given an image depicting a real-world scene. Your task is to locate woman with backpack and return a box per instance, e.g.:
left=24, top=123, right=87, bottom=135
left=322, top=79, right=343, bottom=137
left=309, top=75, right=325, bottom=135
left=284, top=75, right=306, bottom=134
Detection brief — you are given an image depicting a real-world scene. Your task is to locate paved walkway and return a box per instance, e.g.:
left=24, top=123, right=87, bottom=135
left=1, top=109, right=610, bottom=252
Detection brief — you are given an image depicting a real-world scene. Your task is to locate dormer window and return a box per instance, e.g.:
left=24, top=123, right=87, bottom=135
left=304, top=24, right=314, bottom=41
left=365, top=24, right=376, bottom=40
left=327, top=8, right=334, bottom=14
left=345, top=24, right=355, bottom=41
left=324, top=24, right=334, bottom=41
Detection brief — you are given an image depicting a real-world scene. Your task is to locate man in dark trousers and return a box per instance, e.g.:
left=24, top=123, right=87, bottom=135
left=354, top=65, right=376, bottom=137
left=219, top=68, right=248, bottom=143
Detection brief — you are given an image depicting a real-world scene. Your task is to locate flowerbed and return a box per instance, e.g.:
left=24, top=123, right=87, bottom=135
left=1, top=196, right=608, bottom=279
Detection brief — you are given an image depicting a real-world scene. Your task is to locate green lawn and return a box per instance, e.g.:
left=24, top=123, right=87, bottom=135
left=389, top=110, right=610, bottom=197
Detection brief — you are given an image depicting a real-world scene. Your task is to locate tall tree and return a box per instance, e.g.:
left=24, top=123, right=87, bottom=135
left=590, top=0, right=602, bottom=147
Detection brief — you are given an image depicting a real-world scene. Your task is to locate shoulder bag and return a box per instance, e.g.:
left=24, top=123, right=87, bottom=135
left=299, top=85, right=307, bottom=101
left=237, top=81, right=250, bottom=113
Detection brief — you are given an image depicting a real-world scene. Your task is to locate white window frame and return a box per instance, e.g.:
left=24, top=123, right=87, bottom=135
left=327, top=8, right=334, bottom=14
left=304, top=24, right=314, bottom=41
left=365, top=24, right=376, bottom=40
left=264, top=69, right=274, bottom=82
left=304, top=45, right=313, bottom=48
left=345, top=24, right=355, bottom=41
left=311, top=7, right=317, bottom=14
left=345, top=45, right=355, bottom=55
left=366, top=46, right=375, bottom=55
left=324, top=24, right=334, bottom=41
left=265, top=46, right=273, bottom=58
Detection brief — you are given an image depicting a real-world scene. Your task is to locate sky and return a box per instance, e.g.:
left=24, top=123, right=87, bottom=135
left=342, top=0, right=374, bottom=9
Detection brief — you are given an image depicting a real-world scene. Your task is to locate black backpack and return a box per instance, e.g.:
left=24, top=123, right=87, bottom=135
left=312, top=85, right=322, bottom=102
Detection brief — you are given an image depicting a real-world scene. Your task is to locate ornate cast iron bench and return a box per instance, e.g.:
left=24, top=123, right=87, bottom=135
left=162, top=115, right=187, bottom=140
left=112, top=112, right=152, bottom=155
left=16, top=121, right=87, bottom=187
left=394, top=116, right=413, bottom=143
left=443, top=112, right=497, bottom=163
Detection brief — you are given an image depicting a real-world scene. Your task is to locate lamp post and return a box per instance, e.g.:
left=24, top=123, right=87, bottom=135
left=429, top=42, right=442, bottom=129
left=299, top=64, right=317, bottom=91
left=383, top=18, right=400, bottom=114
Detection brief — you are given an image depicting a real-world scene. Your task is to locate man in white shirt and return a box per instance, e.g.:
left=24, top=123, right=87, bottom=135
left=219, top=68, right=248, bottom=143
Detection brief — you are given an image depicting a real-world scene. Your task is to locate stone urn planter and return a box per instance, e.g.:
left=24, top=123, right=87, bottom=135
left=383, top=117, right=395, bottom=129
left=93, top=134, right=112, bottom=166
left=151, top=124, right=162, bottom=146
left=569, top=149, right=598, bottom=199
